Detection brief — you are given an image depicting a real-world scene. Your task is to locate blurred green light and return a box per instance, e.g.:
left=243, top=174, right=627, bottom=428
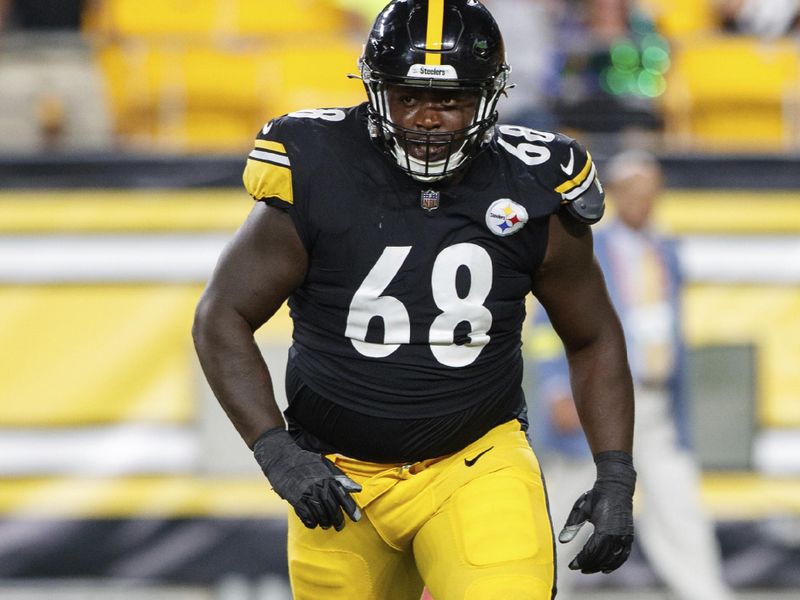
left=603, top=66, right=636, bottom=96
left=642, top=32, right=669, bottom=52
left=642, top=46, right=670, bottom=74
left=610, top=41, right=640, bottom=72
left=637, top=70, right=667, bottom=97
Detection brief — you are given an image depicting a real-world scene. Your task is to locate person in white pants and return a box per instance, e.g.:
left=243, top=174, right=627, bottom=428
left=529, top=150, right=734, bottom=600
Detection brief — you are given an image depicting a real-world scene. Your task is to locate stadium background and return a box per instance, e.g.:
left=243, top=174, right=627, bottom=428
left=1, top=1, right=799, bottom=598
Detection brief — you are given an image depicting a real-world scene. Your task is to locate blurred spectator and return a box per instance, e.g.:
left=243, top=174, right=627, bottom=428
left=0, top=0, right=111, bottom=154
left=717, top=0, right=800, bottom=38
left=529, top=151, right=734, bottom=600
left=484, top=0, right=558, bottom=130
left=548, top=0, right=666, bottom=147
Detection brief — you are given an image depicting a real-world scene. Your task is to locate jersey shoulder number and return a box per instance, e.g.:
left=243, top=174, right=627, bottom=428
left=495, top=125, right=605, bottom=224
left=242, top=108, right=348, bottom=206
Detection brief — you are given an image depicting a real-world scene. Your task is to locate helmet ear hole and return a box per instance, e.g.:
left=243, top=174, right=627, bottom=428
left=473, top=39, right=491, bottom=59
left=360, top=0, right=508, bottom=182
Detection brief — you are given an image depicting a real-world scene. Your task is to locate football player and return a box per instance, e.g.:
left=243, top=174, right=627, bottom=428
left=193, top=1, right=636, bottom=598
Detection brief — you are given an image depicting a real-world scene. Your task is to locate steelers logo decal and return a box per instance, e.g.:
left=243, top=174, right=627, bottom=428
left=485, top=199, right=529, bottom=236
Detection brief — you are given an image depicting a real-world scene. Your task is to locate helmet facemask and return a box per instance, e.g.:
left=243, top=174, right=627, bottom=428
left=361, top=62, right=507, bottom=182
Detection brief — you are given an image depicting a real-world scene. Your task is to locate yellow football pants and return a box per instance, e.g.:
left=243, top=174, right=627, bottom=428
left=287, top=420, right=556, bottom=600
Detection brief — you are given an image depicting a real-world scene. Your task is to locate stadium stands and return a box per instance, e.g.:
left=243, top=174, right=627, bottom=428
left=78, top=0, right=800, bottom=153
left=664, top=36, right=800, bottom=151
left=87, top=0, right=363, bottom=151
left=640, top=0, right=718, bottom=39
left=90, top=0, right=347, bottom=38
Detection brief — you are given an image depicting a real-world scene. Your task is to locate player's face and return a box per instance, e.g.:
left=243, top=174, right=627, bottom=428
left=386, top=86, right=479, bottom=162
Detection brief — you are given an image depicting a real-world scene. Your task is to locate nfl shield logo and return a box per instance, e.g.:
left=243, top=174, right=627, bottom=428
left=420, top=189, right=440, bottom=212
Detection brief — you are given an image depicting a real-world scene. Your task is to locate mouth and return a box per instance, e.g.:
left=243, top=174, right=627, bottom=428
left=404, top=139, right=449, bottom=162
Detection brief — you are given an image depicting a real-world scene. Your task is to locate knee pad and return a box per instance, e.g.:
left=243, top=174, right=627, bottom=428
left=290, top=545, right=372, bottom=600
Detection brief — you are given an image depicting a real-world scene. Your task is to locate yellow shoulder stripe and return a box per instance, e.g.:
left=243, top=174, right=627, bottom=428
left=243, top=158, right=293, bottom=204
left=425, top=0, right=445, bottom=65
left=254, top=139, right=287, bottom=154
left=555, top=151, right=593, bottom=194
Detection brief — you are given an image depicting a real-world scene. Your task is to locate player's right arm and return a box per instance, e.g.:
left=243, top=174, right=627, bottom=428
left=192, top=118, right=361, bottom=531
left=193, top=202, right=305, bottom=446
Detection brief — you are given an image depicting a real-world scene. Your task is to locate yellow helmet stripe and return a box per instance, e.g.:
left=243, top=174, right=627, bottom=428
left=425, top=0, right=445, bottom=66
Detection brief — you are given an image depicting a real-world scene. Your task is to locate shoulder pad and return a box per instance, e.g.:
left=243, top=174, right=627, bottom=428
left=243, top=117, right=296, bottom=205
left=562, top=173, right=605, bottom=224
left=548, top=136, right=605, bottom=224
left=495, top=126, right=605, bottom=224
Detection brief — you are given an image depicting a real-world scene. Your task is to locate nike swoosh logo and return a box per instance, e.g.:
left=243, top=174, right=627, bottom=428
left=464, top=446, right=494, bottom=467
left=560, top=148, right=575, bottom=175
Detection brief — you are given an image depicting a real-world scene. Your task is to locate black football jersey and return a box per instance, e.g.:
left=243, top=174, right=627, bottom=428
left=243, top=103, right=603, bottom=425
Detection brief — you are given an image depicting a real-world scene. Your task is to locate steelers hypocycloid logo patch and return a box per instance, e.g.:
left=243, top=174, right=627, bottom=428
left=485, top=199, right=529, bottom=236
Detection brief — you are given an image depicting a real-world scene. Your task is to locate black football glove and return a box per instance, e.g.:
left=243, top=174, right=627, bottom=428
left=253, top=427, right=362, bottom=531
left=558, top=450, right=636, bottom=574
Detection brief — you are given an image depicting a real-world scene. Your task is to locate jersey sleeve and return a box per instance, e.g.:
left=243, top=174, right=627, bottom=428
left=545, top=134, right=606, bottom=225
left=242, top=116, right=315, bottom=250
left=242, top=118, right=295, bottom=209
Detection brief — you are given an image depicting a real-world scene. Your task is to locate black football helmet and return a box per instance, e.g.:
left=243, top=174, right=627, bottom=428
left=360, top=0, right=509, bottom=182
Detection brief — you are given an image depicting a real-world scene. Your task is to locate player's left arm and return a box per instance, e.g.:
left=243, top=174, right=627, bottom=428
left=533, top=212, right=632, bottom=453
left=531, top=211, right=636, bottom=574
